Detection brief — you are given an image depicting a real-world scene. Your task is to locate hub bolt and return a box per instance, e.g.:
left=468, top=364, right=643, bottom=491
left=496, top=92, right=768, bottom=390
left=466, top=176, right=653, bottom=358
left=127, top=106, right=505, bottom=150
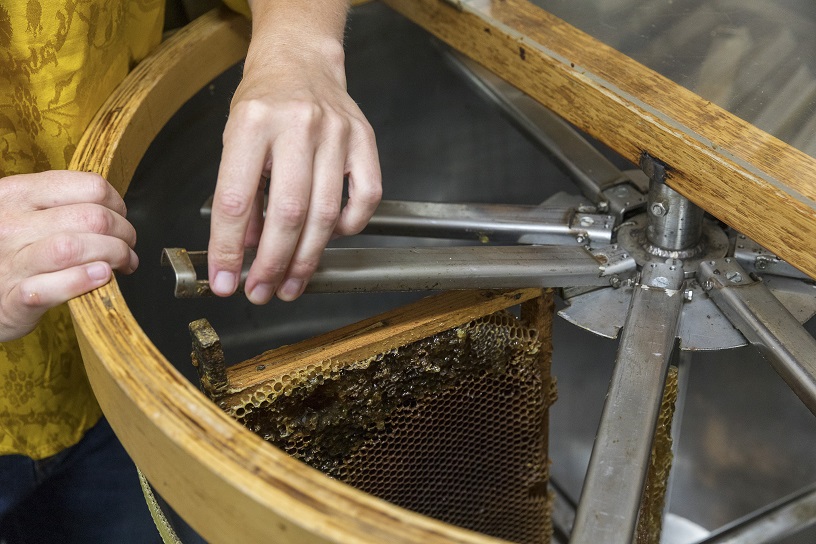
left=650, top=201, right=669, bottom=217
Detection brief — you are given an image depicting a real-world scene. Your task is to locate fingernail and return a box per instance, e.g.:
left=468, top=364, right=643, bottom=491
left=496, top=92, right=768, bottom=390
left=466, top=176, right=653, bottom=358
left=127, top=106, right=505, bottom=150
left=277, top=278, right=304, bottom=301
left=129, top=250, right=140, bottom=273
left=212, top=271, right=237, bottom=295
left=86, top=263, right=110, bottom=282
left=248, top=282, right=274, bottom=305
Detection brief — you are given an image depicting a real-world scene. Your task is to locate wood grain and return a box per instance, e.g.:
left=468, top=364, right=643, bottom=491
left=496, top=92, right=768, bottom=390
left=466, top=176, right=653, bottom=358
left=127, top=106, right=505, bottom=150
left=68, top=8, right=507, bottom=544
left=382, top=0, right=816, bottom=279
left=228, top=288, right=542, bottom=391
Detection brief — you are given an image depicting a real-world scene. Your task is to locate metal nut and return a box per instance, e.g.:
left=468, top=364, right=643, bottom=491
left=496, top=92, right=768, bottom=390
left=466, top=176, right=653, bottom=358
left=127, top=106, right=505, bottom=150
left=650, top=201, right=668, bottom=217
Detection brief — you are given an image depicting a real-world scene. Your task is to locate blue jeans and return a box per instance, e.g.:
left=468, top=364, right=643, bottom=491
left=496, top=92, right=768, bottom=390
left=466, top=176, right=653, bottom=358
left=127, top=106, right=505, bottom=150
left=0, top=417, right=199, bottom=543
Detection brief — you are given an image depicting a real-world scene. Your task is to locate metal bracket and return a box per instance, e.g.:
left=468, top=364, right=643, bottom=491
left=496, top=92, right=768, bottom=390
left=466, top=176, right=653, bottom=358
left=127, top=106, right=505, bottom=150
left=732, top=233, right=811, bottom=280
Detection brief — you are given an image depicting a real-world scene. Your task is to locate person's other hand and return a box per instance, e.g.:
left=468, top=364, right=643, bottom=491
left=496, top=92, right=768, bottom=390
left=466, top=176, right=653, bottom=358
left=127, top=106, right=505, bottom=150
left=207, top=23, right=381, bottom=305
left=0, top=171, right=138, bottom=341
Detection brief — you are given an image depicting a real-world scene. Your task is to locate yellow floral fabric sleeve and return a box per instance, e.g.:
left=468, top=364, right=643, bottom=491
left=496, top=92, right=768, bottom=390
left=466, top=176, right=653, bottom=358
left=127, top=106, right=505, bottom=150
left=0, top=0, right=163, bottom=459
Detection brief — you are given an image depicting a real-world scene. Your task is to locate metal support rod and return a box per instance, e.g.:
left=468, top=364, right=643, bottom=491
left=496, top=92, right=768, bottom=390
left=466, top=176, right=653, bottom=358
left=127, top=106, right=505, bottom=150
left=664, top=349, right=693, bottom=518
left=162, top=245, right=633, bottom=298
left=695, top=482, right=816, bottom=544
left=362, top=200, right=614, bottom=245
left=441, top=48, right=647, bottom=211
left=571, top=261, right=685, bottom=544
left=202, top=196, right=616, bottom=245
left=699, top=258, right=816, bottom=416
left=551, top=478, right=578, bottom=544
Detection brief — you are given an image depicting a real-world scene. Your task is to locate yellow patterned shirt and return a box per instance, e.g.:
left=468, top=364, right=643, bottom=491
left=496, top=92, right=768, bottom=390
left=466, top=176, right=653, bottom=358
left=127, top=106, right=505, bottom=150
left=0, top=0, right=164, bottom=459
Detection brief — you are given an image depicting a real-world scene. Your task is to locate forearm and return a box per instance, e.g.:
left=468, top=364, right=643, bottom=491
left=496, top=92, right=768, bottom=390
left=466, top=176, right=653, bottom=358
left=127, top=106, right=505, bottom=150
left=244, top=0, right=350, bottom=77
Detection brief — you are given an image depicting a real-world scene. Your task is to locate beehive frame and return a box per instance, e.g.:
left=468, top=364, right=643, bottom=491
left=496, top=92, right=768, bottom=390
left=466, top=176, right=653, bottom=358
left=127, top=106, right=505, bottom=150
left=193, top=288, right=556, bottom=543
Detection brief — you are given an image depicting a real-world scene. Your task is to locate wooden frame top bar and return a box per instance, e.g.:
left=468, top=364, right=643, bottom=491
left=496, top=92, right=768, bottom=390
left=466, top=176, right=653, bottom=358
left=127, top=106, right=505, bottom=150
left=383, top=0, right=816, bottom=279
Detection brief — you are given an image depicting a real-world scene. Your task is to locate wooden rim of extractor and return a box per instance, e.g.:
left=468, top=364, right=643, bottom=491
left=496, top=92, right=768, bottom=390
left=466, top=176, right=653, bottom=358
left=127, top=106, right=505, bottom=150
left=67, top=8, right=508, bottom=544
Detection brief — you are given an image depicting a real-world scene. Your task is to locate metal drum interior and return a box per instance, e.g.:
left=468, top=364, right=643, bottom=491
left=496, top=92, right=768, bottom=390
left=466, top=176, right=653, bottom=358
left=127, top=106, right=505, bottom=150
left=116, top=3, right=816, bottom=543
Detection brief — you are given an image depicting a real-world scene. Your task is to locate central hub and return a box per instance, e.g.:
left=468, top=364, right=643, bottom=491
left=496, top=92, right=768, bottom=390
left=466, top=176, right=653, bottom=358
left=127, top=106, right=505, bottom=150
left=620, top=153, right=728, bottom=277
left=616, top=214, right=730, bottom=278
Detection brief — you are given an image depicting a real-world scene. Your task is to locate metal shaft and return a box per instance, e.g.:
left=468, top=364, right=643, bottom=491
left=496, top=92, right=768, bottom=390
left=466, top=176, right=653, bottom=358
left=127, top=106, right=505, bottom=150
left=308, top=246, right=610, bottom=292
left=571, top=261, right=685, bottom=544
left=641, top=154, right=705, bottom=251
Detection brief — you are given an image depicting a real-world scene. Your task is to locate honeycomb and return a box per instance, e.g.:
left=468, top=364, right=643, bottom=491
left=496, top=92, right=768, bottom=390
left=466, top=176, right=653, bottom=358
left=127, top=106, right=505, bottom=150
left=223, top=309, right=554, bottom=544
left=636, top=365, right=679, bottom=544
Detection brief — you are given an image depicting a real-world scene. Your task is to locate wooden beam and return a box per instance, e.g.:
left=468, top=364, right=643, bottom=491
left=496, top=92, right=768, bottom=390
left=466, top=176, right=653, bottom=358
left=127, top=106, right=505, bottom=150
left=382, top=0, right=816, bottom=279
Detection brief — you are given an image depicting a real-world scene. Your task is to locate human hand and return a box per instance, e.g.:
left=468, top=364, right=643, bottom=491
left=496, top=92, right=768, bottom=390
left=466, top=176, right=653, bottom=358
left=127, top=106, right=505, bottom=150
left=207, top=20, right=382, bottom=305
left=0, top=171, right=139, bottom=341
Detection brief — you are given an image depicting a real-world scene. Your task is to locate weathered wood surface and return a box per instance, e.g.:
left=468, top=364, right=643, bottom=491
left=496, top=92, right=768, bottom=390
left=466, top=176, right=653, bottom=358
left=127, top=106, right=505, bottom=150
left=68, top=8, right=507, bottom=544
left=382, top=0, right=816, bottom=279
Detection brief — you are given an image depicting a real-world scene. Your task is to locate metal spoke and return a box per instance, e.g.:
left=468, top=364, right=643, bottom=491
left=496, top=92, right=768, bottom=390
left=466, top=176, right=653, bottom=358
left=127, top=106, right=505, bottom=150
left=362, top=200, right=614, bottom=245
left=699, top=259, right=816, bottom=416
left=570, top=261, right=685, bottom=544
left=695, top=482, right=816, bottom=544
left=441, top=48, right=648, bottom=218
